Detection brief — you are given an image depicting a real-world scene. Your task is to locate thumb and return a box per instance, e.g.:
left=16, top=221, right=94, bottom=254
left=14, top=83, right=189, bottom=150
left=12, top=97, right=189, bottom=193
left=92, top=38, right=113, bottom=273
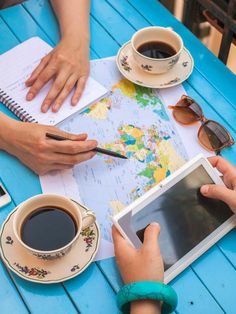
left=143, top=222, right=161, bottom=251
left=200, top=184, right=236, bottom=209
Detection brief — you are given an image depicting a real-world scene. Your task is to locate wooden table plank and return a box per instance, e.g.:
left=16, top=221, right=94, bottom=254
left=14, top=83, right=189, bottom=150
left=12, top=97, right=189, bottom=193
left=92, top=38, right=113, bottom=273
left=217, top=230, right=236, bottom=268
left=192, top=245, right=236, bottom=314
left=170, top=267, right=224, bottom=314
left=0, top=259, right=29, bottom=314
left=0, top=5, right=53, bottom=45
left=0, top=200, right=29, bottom=314
left=0, top=17, right=19, bottom=53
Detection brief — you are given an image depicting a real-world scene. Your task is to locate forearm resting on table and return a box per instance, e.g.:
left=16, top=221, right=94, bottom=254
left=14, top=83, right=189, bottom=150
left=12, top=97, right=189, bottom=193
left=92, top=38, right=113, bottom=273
left=50, top=0, right=90, bottom=42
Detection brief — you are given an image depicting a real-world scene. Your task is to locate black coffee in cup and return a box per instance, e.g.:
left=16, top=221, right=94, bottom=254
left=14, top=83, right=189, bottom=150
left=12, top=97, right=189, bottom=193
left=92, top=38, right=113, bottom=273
left=137, top=41, right=176, bottom=59
left=21, top=206, right=77, bottom=251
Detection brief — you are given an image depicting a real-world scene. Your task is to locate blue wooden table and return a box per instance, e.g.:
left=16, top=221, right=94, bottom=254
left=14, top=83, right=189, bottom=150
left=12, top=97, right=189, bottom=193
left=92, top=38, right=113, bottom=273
left=0, top=1, right=236, bottom=313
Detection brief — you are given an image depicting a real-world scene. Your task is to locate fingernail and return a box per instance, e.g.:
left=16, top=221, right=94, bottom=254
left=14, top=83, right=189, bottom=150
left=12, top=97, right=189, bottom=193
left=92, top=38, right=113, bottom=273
left=150, top=222, right=160, bottom=227
left=72, top=99, right=78, bottom=106
left=26, top=92, right=34, bottom=101
left=52, top=105, right=58, bottom=112
left=41, top=105, right=48, bottom=113
left=201, top=185, right=209, bottom=194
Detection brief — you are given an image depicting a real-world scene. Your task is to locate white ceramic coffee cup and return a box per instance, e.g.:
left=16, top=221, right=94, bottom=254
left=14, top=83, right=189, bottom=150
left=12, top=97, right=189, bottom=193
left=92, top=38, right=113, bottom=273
left=131, top=26, right=184, bottom=74
left=13, top=194, right=96, bottom=260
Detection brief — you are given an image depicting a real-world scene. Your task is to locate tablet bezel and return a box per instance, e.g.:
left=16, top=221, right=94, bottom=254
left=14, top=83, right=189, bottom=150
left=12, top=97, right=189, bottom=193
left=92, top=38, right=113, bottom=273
left=112, top=154, right=236, bottom=283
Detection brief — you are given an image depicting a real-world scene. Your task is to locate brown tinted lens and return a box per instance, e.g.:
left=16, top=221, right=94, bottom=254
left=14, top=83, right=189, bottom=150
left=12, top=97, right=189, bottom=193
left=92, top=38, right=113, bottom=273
left=173, top=98, right=203, bottom=125
left=198, top=121, right=231, bottom=151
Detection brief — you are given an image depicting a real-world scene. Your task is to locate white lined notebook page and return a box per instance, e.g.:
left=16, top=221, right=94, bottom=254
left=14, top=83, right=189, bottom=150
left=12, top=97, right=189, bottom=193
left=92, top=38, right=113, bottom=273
left=0, top=37, right=108, bottom=125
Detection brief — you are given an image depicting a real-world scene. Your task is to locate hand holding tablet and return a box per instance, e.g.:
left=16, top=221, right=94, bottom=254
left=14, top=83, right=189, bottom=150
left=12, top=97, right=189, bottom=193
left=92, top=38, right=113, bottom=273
left=113, top=154, right=236, bottom=283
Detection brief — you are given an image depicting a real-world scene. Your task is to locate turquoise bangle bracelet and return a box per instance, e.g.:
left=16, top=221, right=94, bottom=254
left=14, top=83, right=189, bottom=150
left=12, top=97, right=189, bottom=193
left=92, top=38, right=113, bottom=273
left=117, top=281, right=178, bottom=314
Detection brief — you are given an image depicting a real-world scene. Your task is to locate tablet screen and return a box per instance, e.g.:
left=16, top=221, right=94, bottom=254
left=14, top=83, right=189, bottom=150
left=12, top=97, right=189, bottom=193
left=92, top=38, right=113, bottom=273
left=118, top=166, right=233, bottom=271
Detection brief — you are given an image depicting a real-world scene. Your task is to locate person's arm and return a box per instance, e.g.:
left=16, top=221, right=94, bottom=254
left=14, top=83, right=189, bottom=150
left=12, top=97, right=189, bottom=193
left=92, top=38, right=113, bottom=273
left=26, top=0, right=90, bottom=112
left=201, top=156, right=236, bottom=212
left=0, top=112, right=97, bottom=175
left=112, top=223, right=164, bottom=314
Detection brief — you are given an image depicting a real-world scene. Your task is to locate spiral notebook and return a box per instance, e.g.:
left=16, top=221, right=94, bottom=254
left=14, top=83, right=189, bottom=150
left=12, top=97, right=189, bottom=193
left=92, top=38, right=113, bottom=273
left=0, top=37, right=108, bottom=125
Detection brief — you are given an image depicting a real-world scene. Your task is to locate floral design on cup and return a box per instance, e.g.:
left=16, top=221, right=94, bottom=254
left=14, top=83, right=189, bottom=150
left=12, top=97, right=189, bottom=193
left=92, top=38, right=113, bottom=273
left=160, top=77, right=180, bottom=86
left=121, top=55, right=132, bottom=72
left=182, top=61, right=188, bottom=67
left=71, top=264, right=80, bottom=272
left=6, top=236, right=13, bottom=245
left=141, top=64, right=153, bottom=72
left=33, top=251, right=66, bottom=261
left=81, top=227, right=96, bottom=252
left=14, top=262, right=51, bottom=279
left=168, top=56, right=179, bottom=67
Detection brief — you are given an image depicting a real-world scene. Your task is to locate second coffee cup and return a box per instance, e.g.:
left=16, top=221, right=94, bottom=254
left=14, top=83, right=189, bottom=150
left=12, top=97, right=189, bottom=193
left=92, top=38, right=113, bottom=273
left=131, top=26, right=183, bottom=74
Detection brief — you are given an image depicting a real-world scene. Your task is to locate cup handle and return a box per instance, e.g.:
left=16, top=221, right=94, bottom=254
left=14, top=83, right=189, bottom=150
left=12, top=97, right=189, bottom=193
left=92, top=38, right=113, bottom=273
left=81, top=210, right=96, bottom=230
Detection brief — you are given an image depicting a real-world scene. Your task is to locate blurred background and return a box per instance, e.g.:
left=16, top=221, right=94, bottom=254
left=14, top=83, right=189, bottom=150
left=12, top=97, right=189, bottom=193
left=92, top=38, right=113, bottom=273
left=1, top=0, right=235, bottom=74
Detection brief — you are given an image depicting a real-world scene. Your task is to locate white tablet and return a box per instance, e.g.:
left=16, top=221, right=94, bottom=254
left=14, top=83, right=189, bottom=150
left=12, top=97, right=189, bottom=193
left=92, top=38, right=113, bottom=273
left=113, top=154, right=236, bottom=283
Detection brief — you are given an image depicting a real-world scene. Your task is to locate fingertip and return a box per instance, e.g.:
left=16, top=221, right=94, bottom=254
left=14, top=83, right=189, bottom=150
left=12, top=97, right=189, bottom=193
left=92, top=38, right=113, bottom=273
left=26, top=92, right=34, bottom=101
left=52, top=105, right=59, bottom=113
left=71, top=98, right=78, bottom=106
left=200, top=185, right=209, bottom=195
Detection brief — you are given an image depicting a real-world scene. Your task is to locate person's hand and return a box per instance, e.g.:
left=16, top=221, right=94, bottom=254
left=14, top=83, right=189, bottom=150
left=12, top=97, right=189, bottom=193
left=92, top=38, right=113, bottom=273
left=0, top=115, right=97, bottom=175
left=201, top=156, right=236, bottom=213
left=25, top=36, right=89, bottom=113
left=112, top=224, right=164, bottom=314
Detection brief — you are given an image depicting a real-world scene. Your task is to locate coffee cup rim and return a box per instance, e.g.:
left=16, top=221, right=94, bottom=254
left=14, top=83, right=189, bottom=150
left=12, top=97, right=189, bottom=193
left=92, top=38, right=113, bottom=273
left=13, top=194, right=82, bottom=255
left=131, top=26, right=184, bottom=61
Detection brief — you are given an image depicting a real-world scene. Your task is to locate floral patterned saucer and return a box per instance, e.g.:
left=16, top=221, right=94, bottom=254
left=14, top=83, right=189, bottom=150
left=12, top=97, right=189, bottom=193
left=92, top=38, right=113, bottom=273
left=0, top=201, right=100, bottom=284
left=116, top=41, right=194, bottom=89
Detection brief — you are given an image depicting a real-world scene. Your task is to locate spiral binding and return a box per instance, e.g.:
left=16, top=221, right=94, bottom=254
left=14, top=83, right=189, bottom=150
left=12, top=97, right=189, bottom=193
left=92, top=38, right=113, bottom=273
left=0, top=89, right=37, bottom=123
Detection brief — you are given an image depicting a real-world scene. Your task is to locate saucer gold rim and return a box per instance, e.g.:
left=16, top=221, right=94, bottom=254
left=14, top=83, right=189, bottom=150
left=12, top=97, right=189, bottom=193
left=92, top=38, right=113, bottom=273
left=0, top=201, right=100, bottom=284
left=116, top=41, right=194, bottom=89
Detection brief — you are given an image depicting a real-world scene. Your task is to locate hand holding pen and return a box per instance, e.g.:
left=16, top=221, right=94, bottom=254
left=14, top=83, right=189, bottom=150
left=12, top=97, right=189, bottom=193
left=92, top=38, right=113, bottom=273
left=1, top=120, right=102, bottom=176
left=46, top=133, right=127, bottom=159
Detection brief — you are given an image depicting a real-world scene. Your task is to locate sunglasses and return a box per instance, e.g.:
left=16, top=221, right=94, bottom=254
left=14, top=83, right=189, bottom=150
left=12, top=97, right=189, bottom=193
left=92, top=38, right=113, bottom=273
left=168, top=95, right=234, bottom=153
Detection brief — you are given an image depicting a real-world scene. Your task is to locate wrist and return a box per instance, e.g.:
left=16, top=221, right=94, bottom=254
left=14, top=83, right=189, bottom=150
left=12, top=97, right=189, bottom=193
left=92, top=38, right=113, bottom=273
left=61, top=30, right=90, bottom=47
left=0, top=113, right=18, bottom=151
left=131, top=300, right=161, bottom=314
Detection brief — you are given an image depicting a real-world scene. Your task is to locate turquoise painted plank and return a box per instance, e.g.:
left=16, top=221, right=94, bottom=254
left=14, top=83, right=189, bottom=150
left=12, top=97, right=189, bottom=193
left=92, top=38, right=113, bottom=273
left=192, top=245, right=236, bottom=314
left=97, top=257, right=123, bottom=293
left=90, top=17, right=119, bottom=57
left=90, top=48, right=99, bottom=59
left=0, top=5, right=53, bottom=45
left=23, top=0, right=60, bottom=44
left=127, top=0, right=236, bottom=107
left=106, top=0, right=150, bottom=30
left=10, top=274, right=78, bottom=314
left=91, top=0, right=136, bottom=45
left=171, top=268, right=223, bottom=314
left=217, top=230, right=236, bottom=268
left=0, top=17, right=19, bottom=53
left=0, top=260, right=28, bottom=314
left=64, top=263, right=119, bottom=314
